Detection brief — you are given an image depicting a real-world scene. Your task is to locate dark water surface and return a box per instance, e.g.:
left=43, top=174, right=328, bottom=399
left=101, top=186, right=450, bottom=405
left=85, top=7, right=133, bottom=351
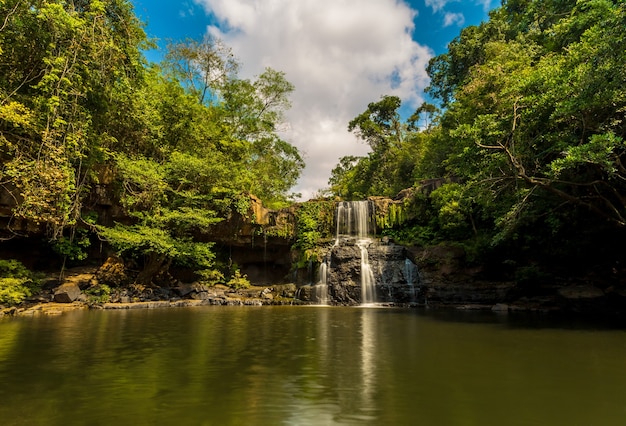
left=1, top=306, right=626, bottom=425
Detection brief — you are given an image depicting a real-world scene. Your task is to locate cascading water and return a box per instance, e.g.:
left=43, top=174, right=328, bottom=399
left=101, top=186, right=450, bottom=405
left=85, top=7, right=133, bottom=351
left=404, top=258, right=419, bottom=302
left=314, top=260, right=329, bottom=305
left=335, top=201, right=374, bottom=243
left=335, top=201, right=377, bottom=304
left=358, top=242, right=376, bottom=304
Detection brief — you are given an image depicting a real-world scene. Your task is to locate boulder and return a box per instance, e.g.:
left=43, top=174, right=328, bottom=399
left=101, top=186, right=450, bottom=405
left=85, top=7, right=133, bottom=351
left=175, top=283, right=213, bottom=300
left=557, top=285, right=607, bottom=313
left=53, top=282, right=82, bottom=303
left=260, top=288, right=274, bottom=300
left=492, top=303, right=509, bottom=312
left=95, top=256, right=130, bottom=286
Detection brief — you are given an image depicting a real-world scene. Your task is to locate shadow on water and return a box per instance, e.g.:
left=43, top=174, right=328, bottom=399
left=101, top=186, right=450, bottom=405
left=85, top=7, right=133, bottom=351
left=408, top=305, right=626, bottom=331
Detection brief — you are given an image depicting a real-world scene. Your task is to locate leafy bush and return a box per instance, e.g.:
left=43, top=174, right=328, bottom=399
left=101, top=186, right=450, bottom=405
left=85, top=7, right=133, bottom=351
left=293, top=200, right=335, bottom=256
left=514, top=266, right=551, bottom=287
left=52, top=229, right=91, bottom=261
left=0, top=260, right=41, bottom=305
left=197, top=269, right=225, bottom=286
left=85, top=284, right=112, bottom=303
left=227, top=269, right=250, bottom=290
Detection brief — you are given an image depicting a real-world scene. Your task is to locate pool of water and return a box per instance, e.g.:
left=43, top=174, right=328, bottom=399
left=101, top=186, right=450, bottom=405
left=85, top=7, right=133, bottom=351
left=1, top=306, right=625, bottom=425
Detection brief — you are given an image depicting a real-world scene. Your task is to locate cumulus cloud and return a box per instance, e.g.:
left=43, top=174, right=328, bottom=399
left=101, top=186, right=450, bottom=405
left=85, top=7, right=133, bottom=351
left=443, top=12, right=465, bottom=27
left=192, top=0, right=433, bottom=199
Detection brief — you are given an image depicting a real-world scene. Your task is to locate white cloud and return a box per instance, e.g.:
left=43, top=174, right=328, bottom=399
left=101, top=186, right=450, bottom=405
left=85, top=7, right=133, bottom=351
left=193, top=0, right=432, bottom=200
left=424, top=0, right=449, bottom=13
left=476, top=0, right=494, bottom=12
left=179, top=1, right=197, bottom=18
left=426, top=0, right=493, bottom=14
left=443, top=12, right=465, bottom=27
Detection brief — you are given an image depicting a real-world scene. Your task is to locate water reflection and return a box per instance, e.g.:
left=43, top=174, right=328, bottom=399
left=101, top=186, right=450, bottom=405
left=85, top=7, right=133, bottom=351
left=2, top=307, right=626, bottom=425
left=359, top=308, right=376, bottom=421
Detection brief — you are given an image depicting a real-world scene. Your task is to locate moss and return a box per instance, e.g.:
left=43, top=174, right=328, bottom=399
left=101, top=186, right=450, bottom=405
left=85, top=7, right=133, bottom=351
left=376, top=201, right=410, bottom=230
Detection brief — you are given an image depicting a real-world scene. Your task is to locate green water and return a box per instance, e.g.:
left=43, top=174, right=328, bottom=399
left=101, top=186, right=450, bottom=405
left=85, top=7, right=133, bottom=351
left=1, top=306, right=626, bottom=425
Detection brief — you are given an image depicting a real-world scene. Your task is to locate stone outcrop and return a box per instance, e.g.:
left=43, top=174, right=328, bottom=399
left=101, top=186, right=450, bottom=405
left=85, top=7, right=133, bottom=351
left=3, top=188, right=623, bottom=314
left=299, top=239, right=421, bottom=306
left=94, top=256, right=131, bottom=287
left=53, top=282, right=82, bottom=303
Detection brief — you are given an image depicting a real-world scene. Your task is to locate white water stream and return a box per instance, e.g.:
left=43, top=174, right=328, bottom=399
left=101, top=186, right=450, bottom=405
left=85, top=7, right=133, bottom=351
left=314, top=261, right=329, bottom=305
left=335, top=201, right=376, bottom=304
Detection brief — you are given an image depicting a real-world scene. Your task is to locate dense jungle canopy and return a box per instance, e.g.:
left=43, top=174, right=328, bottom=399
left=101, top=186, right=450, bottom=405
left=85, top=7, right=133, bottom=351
left=0, top=0, right=625, bottom=295
left=331, top=0, right=626, bottom=279
left=0, top=0, right=303, bottom=285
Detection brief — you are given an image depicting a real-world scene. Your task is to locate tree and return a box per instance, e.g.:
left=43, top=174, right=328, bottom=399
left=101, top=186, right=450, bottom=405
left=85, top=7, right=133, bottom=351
left=164, top=35, right=238, bottom=105
left=97, top=154, right=222, bottom=284
left=348, top=95, right=404, bottom=150
left=0, top=0, right=146, bottom=240
left=408, top=102, right=439, bottom=132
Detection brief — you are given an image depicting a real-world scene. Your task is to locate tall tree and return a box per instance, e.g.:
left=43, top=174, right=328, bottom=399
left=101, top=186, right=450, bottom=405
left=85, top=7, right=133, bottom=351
left=0, top=0, right=146, bottom=239
left=164, top=35, right=238, bottom=105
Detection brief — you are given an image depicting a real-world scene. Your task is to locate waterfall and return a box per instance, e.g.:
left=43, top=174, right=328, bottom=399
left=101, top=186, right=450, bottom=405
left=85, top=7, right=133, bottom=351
left=404, top=258, right=419, bottom=303
left=358, top=241, right=376, bottom=304
left=335, top=201, right=374, bottom=243
left=404, top=258, right=418, bottom=286
left=314, top=261, right=329, bottom=305
left=335, top=200, right=377, bottom=304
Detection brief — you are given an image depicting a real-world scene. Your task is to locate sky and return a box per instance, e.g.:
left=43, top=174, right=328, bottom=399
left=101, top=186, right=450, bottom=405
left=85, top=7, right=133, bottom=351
left=130, top=0, right=498, bottom=200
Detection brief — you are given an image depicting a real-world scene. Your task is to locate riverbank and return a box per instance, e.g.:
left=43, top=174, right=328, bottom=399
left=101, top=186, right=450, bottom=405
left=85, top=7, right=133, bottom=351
left=2, top=250, right=625, bottom=318
left=0, top=298, right=287, bottom=318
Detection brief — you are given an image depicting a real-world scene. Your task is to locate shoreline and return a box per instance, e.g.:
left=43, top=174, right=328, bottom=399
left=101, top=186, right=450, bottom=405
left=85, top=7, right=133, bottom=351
left=0, top=296, right=576, bottom=319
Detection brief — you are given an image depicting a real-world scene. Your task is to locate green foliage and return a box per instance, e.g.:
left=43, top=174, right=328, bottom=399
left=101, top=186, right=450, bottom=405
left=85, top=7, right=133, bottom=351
left=0, top=260, right=41, bottom=306
left=381, top=224, right=437, bottom=247
left=375, top=202, right=409, bottom=230
left=85, top=284, right=112, bottom=304
left=98, top=224, right=215, bottom=270
left=430, top=184, right=471, bottom=239
left=1, top=2, right=303, bottom=285
left=51, top=229, right=91, bottom=261
left=348, top=95, right=403, bottom=150
left=0, top=0, right=147, bottom=239
left=332, top=96, right=438, bottom=199
left=227, top=269, right=250, bottom=290
left=0, top=278, right=33, bottom=306
left=197, top=269, right=225, bottom=286
left=293, top=201, right=335, bottom=257
left=514, top=265, right=551, bottom=287
left=332, top=0, right=626, bottom=270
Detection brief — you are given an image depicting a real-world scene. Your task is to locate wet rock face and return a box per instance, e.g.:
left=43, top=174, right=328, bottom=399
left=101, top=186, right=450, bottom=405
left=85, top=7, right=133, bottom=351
left=327, top=245, right=361, bottom=305
left=326, top=241, right=421, bottom=305
left=368, top=244, right=420, bottom=303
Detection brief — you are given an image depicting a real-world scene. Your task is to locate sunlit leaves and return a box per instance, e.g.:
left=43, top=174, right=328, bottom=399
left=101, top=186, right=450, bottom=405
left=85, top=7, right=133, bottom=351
left=550, top=133, right=626, bottom=178
left=0, top=0, right=148, bottom=238
left=164, top=35, right=239, bottom=105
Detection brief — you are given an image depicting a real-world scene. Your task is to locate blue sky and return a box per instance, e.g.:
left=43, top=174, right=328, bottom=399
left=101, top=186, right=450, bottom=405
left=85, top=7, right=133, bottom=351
left=130, top=0, right=498, bottom=199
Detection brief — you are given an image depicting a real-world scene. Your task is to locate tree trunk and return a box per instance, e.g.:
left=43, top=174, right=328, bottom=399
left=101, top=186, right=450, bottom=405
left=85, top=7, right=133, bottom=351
left=136, top=253, right=169, bottom=285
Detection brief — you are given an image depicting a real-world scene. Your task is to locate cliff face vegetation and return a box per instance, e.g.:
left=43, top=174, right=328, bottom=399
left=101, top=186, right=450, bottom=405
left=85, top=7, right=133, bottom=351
left=329, top=0, right=626, bottom=290
left=0, top=0, right=303, bottom=288
left=1, top=1, right=626, bottom=312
